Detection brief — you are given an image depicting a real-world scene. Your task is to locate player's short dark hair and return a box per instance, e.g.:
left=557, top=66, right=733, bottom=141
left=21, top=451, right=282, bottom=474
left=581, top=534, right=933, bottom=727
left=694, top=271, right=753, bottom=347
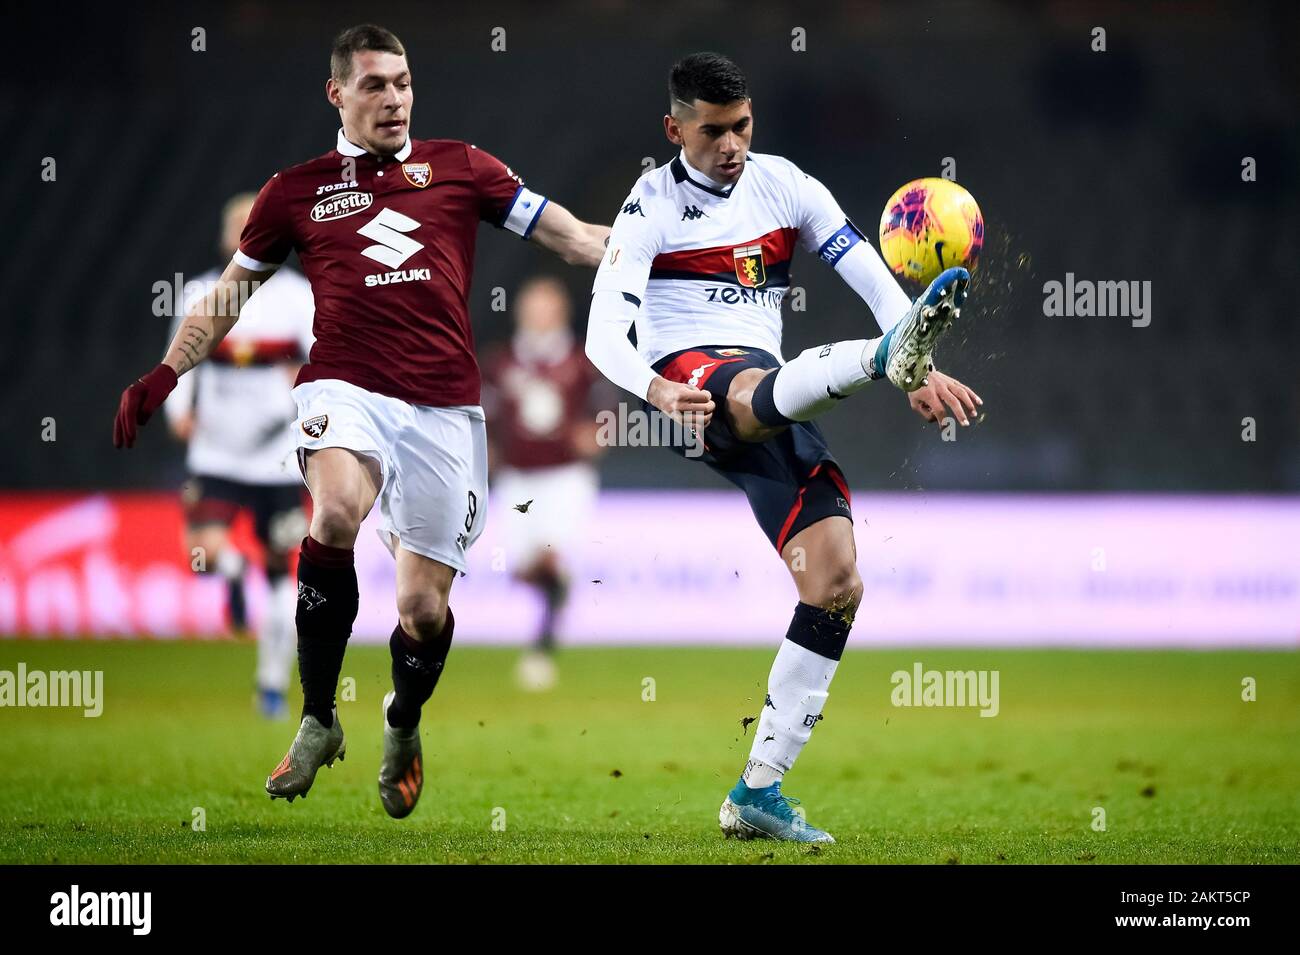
left=669, top=52, right=749, bottom=110
left=330, top=24, right=407, bottom=84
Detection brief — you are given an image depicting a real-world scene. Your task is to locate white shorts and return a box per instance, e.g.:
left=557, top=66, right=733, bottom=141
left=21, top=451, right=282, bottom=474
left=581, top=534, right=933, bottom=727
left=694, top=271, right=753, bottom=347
left=492, top=462, right=598, bottom=571
left=291, top=378, right=488, bottom=573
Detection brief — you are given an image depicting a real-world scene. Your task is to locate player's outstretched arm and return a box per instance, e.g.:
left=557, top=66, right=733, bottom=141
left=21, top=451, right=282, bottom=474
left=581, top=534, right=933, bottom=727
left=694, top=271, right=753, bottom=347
left=825, top=236, right=913, bottom=333
left=793, top=167, right=913, bottom=332
left=162, top=261, right=269, bottom=374
left=113, top=260, right=272, bottom=449
left=530, top=202, right=611, bottom=268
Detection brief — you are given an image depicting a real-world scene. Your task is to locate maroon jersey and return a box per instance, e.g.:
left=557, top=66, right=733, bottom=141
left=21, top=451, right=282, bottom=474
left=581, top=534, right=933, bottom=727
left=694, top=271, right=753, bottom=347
left=236, top=130, right=549, bottom=407
left=482, top=334, right=605, bottom=470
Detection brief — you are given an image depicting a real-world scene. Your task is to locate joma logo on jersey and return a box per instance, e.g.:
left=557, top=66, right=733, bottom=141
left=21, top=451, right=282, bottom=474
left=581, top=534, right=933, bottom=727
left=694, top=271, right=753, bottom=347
left=316, top=179, right=358, bottom=196
left=733, top=245, right=766, bottom=287
left=310, top=191, right=373, bottom=222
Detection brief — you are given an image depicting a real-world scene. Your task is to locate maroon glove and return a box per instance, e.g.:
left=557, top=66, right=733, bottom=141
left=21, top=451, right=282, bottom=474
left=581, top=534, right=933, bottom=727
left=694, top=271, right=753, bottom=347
left=113, top=364, right=178, bottom=449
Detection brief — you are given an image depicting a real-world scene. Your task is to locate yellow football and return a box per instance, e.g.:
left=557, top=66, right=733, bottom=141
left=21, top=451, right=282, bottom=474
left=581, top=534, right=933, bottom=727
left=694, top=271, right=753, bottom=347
left=878, top=178, right=984, bottom=288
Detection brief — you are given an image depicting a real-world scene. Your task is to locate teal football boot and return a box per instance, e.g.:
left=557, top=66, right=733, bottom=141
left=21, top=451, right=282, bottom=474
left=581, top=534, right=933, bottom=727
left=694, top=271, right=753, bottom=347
left=872, top=265, right=969, bottom=392
left=719, top=778, right=835, bottom=844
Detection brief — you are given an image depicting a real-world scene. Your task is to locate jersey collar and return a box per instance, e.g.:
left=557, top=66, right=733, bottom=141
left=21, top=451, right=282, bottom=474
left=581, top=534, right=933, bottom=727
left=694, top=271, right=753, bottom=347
left=671, top=149, right=737, bottom=199
left=336, top=128, right=413, bottom=162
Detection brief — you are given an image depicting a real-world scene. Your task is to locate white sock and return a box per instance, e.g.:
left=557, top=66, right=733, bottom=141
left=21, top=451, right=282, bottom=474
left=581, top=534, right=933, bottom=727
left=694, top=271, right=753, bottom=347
left=256, top=575, right=297, bottom=693
left=742, top=759, right=784, bottom=789
left=772, top=339, right=882, bottom=422
left=746, top=639, right=839, bottom=782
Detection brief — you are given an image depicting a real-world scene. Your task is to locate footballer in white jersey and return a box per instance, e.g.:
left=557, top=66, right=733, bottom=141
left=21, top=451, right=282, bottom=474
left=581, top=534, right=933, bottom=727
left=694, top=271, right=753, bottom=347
left=162, top=193, right=314, bottom=720
left=586, top=53, right=983, bottom=843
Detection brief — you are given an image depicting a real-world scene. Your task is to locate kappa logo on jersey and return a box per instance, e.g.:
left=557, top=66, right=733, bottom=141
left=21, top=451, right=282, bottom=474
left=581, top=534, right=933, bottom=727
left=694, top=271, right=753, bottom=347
left=622, top=199, right=644, bottom=217
left=301, top=414, right=329, bottom=438
left=311, top=191, right=373, bottom=222
left=733, top=245, right=767, bottom=288
left=681, top=204, right=707, bottom=221
left=402, top=162, right=432, bottom=188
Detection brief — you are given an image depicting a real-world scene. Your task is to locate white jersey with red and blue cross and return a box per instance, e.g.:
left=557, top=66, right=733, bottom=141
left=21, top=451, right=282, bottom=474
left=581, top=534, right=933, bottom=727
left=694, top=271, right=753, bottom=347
left=592, top=150, right=865, bottom=365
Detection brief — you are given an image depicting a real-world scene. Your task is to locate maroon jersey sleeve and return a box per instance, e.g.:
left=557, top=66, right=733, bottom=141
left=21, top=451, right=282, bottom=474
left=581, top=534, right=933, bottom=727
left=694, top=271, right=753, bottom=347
left=235, top=174, right=295, bottom=269
left=466, top=144, right=546, bottom=237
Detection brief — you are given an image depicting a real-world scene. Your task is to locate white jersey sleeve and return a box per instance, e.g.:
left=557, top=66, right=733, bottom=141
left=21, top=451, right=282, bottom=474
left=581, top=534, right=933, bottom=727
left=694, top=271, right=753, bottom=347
left=793, top=167, right=852, bottom=255
left=586, top=186, right=667, bottom=399
left=789, top=161, right=913, bottom=333
left=591, top=188, right=663, bottom=304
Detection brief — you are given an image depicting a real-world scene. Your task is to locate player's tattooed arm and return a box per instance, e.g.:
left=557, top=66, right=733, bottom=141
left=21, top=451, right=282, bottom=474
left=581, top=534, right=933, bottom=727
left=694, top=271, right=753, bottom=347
left=530, top=202, right=611, bottom=268
left=162, top=261, right=272, bottom=375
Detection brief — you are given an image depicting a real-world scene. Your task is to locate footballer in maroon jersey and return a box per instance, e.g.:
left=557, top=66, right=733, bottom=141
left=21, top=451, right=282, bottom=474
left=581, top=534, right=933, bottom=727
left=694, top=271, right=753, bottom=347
left=236, top=132, right=533, bottom=408
left=113, top=24, right=610, bottom=819
left=481, top=277, right=614, bottom=690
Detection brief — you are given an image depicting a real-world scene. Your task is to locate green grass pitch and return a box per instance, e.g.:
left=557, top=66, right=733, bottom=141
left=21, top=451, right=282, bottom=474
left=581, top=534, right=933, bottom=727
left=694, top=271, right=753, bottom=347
left=0, top=641, right=1296, bottom=864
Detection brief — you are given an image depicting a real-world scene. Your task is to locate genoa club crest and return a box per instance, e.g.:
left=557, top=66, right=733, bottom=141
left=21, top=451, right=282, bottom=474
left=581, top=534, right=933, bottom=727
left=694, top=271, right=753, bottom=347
left=733, top=244, right=766, bottom=288
left=301, top=415, right=329, bottom=438
left=402, top=162, right=432, bottom=188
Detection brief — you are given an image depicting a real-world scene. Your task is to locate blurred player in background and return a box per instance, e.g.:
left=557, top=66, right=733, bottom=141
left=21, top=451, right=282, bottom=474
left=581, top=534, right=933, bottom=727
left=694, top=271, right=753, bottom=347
left=482, top=277, right=611, bottom=691
left=164, top=193, right=315, bottom=720
left=115, top=24, right=609, bottom=819
left=586, top=53, right=981, bottom=843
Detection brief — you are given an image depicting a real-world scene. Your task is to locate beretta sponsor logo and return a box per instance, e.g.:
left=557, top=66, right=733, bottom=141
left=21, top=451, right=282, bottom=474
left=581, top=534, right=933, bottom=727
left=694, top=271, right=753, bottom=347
left=311, top=191, right=373, bottom=222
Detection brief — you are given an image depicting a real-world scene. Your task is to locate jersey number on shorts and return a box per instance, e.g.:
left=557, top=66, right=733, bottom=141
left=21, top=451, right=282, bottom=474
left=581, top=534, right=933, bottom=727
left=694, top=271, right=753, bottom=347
left=464, top=490, right=478, bottom=533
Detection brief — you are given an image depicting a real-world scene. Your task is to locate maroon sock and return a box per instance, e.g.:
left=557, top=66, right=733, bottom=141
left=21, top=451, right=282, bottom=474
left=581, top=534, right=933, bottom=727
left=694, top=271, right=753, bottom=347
left=387, top=608, right=455, bottom=729
left=295, top=536, right=357, bottom=727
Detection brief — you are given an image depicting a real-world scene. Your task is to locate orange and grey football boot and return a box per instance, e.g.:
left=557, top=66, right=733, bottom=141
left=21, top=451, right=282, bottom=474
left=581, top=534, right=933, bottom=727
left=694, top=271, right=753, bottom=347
left=377, top=691, right=423, bottom=819
left=265, top=709, right=345, bottom=802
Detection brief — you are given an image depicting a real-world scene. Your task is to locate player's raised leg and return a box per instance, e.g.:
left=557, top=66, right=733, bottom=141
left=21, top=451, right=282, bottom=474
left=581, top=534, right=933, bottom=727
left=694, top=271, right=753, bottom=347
left=720, top=516, right=861, bottom=843
left=266, top=447, right=379, bottom=801
left=743, top=266, right=971, bottom=431
left=376, top=547, right=457, bottom=819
